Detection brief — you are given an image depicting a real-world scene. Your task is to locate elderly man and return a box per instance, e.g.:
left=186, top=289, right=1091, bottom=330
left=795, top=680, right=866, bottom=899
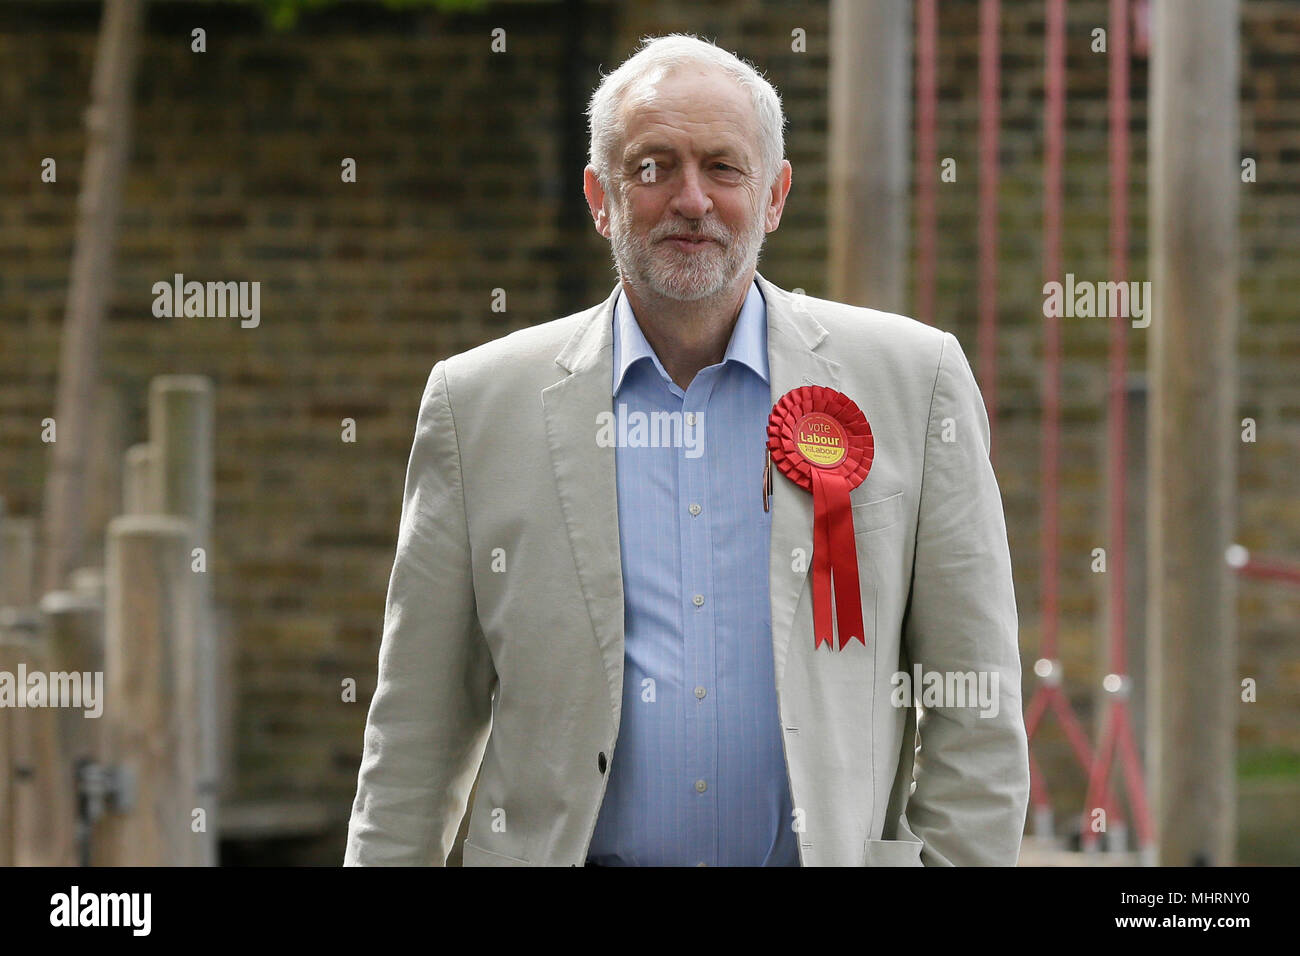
left=345, top=34, right=1029, bottom=867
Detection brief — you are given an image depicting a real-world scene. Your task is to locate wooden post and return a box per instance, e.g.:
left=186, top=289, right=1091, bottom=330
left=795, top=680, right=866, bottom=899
left=0, top=502, right=69, bottom=864
left=1148, top=0, right=1239, bottom=866
left=0, top=624, right=14, bottom=866
left=213, top=603, right=237, bottom=806
left=86, top=383, right=125, bottom=551
left=65, top=568, right=108, bottom=861
left=148, top=376, right=217, bottom=865
left=0, top=621, right=79, bottom=866
left=97, top=515, right=200, bottom=866
left=828, top=0, right=911, bottom=312
left=123, top=442, right=160, bottom=515
left=15, top=632, right=79, bottom=867
left=1, top=517, right=37, bottom=609
left=0, top=498, right=11, bottom=865
left=150, top=377, right=213, bottom=535
left=39, top=578, right=106, bottom=779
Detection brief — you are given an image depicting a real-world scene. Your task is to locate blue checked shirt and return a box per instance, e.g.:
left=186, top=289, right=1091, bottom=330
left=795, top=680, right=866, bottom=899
left=585, top=279, right=801, bottom=867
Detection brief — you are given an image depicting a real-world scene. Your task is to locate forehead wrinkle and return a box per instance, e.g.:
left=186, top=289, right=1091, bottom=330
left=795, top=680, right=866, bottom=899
left=623, top=138, right=751, bottom=163
left=614, top=67, right=760, bottom=163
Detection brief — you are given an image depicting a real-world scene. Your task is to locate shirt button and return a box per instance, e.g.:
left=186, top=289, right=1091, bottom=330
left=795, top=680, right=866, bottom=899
left=695, top=779, right=707, bottom=793
left=688, top=503, right=702, bottom=516
left=692, top=594, right=705, bottom=607
left=686, top=412, right=697, bottom=426
left=694, top=685, right=706, bottom=699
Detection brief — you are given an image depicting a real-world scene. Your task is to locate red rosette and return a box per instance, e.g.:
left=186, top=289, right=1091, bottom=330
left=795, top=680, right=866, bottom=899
left=767, top=386, right=875, bottom=650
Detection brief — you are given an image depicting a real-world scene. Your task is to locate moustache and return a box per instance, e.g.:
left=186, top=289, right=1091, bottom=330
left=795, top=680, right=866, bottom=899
left=653, top=230, right=728, bottom=245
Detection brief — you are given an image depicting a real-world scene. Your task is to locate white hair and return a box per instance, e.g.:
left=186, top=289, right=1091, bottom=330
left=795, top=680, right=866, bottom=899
left=585, top=33, right=786, bottom=194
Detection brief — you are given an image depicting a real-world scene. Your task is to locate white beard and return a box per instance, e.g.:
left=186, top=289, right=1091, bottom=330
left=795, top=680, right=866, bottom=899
left=607, top=193, right=769, bottom=303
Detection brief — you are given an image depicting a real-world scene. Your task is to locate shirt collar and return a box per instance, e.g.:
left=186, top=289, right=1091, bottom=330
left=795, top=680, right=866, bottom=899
left=612, top=279, right=769, bottom=396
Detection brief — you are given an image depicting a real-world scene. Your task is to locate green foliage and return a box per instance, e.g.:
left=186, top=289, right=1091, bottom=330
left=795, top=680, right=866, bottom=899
left=241, top=0, right=489, bottom=32
left=1238, top=748, right=1300, bottom=780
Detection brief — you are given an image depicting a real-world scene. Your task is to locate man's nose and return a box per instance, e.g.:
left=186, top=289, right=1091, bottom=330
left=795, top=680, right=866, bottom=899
left=670, top=165, right=712, bottom=220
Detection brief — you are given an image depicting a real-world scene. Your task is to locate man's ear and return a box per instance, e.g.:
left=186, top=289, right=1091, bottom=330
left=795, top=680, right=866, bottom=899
left=583, top=165, right=612, bottom=239
left=765, top=160, right=793, bottom=233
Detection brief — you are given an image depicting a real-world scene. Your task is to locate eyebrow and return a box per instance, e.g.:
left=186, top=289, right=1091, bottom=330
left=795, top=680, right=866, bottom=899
left=625, top=143, right=747, bottom=164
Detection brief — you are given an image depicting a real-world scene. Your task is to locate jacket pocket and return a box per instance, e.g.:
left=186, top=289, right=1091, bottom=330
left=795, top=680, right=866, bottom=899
left=851, top=491, right=904, bottom=535
left=862, top=837, right=924, bottom=867
left=462, top=839, right=532, bottom=867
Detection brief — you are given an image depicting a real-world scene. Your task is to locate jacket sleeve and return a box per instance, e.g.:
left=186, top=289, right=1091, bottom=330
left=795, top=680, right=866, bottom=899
left=900, top=332, right=1030, bottom=865
left=344, top=360, right=497, bottom=865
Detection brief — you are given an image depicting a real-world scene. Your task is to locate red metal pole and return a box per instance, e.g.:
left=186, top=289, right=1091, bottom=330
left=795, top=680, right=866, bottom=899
left=1081, top=0, right=1155, bottom=858
left=1233, top=553, right=1300, bottom=586
left=1040, top=0, right=1064, bottom=664
left=915, top=0, right=937, bottom=326
left=978, top=0, right=1001, bottom=461
left=1023, top=0, right=1097, bottom=842
left=1107, top=0, right=1130, bottom=733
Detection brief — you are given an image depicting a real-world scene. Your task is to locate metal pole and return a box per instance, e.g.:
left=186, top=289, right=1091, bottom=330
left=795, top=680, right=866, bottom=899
left=914, top=0, right=937, bottom=325
left=977, top=0, right=1001, bottom=460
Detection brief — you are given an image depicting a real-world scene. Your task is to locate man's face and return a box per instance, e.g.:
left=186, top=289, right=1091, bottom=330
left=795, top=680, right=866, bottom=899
left=590, top=67, right=786, bottom=302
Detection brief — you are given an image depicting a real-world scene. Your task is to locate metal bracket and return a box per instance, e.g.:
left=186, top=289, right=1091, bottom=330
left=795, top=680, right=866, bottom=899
left=77, top=759, right=136, bottom=820
left=75, top=759, right=136, bottom=865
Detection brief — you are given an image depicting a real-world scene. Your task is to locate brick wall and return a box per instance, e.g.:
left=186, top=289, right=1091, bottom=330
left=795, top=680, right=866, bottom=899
left=1, top=0, right=1295, bottom=857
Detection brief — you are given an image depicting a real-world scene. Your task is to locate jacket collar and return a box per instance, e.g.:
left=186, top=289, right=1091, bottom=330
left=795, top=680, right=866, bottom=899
left=542, top=270, right=841, bottom=721
left=554, top=270, right=830, bottom=375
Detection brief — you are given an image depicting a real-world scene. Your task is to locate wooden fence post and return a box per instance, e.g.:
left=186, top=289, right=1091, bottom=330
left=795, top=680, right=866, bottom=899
left=39, top=569, right=107, bottom=865
left=40, top=576, right=106, bottom=771
left=0, top=615, right=14, bottom=866
left=0, top=498, right=14, bottom=865
left=3, top=496, right=77, bottom=865
left=123, top=442, right=159, bottom=515
left=0, top=620, right=78, bottom=866
left=96, top=514, right=200, bottom=866
left=1, top=516, right=36, bottom=610
left=149, top=376, right=218, bottom=865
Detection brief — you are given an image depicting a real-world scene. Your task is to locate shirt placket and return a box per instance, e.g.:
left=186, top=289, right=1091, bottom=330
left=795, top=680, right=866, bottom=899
left=678, top=368, right=719, bottom=867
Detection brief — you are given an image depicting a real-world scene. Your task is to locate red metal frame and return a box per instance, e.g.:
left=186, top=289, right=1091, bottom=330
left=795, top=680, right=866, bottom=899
left=1233, top=554, right=1300, bottom=586
left=977, top=0, right=1000, bottom=462
left=914, top=0, right=1296, bottom=861
left=1022, top=0, right=1100, bottom=842
left=915, top=0, right=937, bottom=326
left=1080, top=0, right=1154, bottom=856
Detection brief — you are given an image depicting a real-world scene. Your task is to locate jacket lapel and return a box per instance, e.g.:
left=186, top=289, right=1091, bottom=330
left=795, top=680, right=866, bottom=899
left=754, top=273, right=842, bottom=689
left=540, top=284, right=627, bottom=722
left=540, top=274, right=841, bottom=721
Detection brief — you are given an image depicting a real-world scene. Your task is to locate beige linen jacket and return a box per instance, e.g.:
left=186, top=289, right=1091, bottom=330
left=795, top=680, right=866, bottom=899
left=344, top=272, right=1030, bottom=867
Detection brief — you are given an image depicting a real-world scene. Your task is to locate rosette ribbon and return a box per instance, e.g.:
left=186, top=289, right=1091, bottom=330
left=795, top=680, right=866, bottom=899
left=767, top=386, right=875, bottom=650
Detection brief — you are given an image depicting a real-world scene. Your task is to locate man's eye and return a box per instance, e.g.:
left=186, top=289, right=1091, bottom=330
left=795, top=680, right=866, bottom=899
left=714, top=164, right=736, bottom=172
